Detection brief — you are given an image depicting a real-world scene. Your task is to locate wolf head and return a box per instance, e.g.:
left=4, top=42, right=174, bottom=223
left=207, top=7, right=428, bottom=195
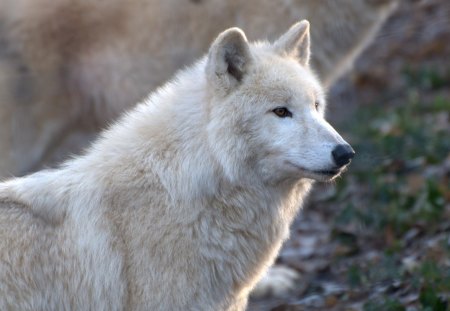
left=205, top=21, right=354, bottom=184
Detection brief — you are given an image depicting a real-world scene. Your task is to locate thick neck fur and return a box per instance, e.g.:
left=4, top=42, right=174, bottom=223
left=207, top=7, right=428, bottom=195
left=2, top=59, right=313, bottom=309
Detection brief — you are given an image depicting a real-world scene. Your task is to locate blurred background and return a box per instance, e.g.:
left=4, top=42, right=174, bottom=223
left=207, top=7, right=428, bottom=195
left=0, top=0, right=449, bottom=310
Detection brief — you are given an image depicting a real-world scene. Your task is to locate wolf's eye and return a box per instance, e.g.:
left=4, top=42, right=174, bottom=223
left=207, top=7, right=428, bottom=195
left=272, top=107, right=292, bottom=118
left=315, top=102, right=319, bottom=111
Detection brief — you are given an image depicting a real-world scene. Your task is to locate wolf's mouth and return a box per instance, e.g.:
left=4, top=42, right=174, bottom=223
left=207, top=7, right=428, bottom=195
left=286, top=161, right=344, bottom=181
left=313, top=169, right=340, bottom=176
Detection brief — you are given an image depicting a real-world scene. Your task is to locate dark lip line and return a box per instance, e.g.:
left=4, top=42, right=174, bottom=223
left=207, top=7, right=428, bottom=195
left=286, top=161, right=342, bottom=177
left=312, top=169, right=340, bottom=176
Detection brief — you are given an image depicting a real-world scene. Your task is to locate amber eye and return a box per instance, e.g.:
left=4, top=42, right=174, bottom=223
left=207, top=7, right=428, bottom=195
left=272, top=107, right=292, bottom=118
left=315, top=102, right=319, bottom=111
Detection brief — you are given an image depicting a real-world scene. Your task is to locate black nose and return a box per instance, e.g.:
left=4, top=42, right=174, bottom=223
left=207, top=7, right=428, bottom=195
left=332, top=144, right=355, bottom=168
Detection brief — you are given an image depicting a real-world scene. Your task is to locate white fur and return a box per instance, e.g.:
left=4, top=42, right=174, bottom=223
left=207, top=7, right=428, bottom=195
left=0, top=21, right=351, bottom=310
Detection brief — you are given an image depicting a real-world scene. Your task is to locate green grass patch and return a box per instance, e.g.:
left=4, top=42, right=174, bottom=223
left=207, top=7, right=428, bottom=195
left=328, top=66, right=449, bottom=309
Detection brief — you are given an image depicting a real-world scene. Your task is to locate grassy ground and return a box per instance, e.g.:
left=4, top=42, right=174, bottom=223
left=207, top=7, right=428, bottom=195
left=327, top=67, right=449, bottom=310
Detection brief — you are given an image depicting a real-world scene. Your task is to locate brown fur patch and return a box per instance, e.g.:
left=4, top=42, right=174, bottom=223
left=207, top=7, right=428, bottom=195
left=16, top=1, right=128, bottom=69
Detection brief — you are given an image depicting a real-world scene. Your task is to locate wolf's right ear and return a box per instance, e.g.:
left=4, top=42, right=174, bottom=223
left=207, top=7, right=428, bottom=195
left=273, top=20, right=310, bottom=66
left=206, top=28, right=252, bottom=94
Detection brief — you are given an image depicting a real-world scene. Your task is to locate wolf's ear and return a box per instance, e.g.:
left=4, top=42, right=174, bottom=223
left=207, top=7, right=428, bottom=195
left=273, top=20, right=310, bottom=66
left=206, top=27, right=252, bottom=93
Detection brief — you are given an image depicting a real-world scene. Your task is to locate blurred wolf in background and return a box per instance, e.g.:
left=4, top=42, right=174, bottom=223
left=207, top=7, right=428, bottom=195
left=0, top=0, right=397, bottom=178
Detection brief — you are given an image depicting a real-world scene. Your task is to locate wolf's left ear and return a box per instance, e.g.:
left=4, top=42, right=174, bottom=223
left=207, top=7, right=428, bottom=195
left=273, top=20, right=310, bottom=66
left=206, top=27, right=252, bottom=94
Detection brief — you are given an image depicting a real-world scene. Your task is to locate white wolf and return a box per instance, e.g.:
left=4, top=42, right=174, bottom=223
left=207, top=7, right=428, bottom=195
left=0, top=21, right=354, bottom=310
